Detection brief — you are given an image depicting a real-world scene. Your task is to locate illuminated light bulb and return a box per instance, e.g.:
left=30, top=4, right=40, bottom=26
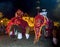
left=1, top=20, right=3, bottom=23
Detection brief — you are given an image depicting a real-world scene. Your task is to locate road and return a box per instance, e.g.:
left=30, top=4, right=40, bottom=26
left=0, top=34, right=53, bottom=47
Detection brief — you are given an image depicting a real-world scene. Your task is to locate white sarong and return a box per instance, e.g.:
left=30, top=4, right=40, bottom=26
left=25, top=34, right=30, bottom=39
left=53, top=37, right=57, bottom=45
left=17, top=33, right=22, bottom=39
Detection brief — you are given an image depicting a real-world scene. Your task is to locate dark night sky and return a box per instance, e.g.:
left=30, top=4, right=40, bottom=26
left=0, top=0, right=59, bottom=21
left=0, top=0, right=36, bottom=18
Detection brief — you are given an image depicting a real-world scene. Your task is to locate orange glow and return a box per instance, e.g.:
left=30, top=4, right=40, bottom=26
left=0, top=18, right=9, bottom=26
left=54, top=22, right=60, bottom=26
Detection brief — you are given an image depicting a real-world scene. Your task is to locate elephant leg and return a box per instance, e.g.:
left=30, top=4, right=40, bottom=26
left=34, top=28, right=42, bottom=44
left=25, top=26, right=30, bottom=39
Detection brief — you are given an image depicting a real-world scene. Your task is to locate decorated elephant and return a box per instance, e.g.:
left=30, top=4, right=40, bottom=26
left=34, top=10, right=49, bottom=44
left=6, top=9, right=30, bottom=39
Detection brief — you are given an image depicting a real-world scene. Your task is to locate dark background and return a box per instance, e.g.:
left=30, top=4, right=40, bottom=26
left=0, top=0, right=60, bottom=21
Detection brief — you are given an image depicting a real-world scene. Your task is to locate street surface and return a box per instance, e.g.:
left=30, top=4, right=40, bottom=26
left=0, top=34, right=53, bottom=47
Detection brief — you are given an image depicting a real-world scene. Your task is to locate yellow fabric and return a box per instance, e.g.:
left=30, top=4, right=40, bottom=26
left=26, top=26, right=30, bottom=34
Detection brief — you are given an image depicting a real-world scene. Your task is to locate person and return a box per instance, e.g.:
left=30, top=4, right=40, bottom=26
left=52, top=26, right=57, bottom=47
left=0, top=23, right=5, bottom=35
left=56, top=26, right=60, bottom=47
left=40, top=9, right=47, bottom=16
left=40, top=9, right=50, bottom=38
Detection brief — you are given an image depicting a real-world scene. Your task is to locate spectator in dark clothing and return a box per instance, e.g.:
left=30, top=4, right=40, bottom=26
left=52, top=26, right=57, bottom=47
left=56, top=26, right=60, bottom=47
left=0, top=23, right=6, bottom=35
